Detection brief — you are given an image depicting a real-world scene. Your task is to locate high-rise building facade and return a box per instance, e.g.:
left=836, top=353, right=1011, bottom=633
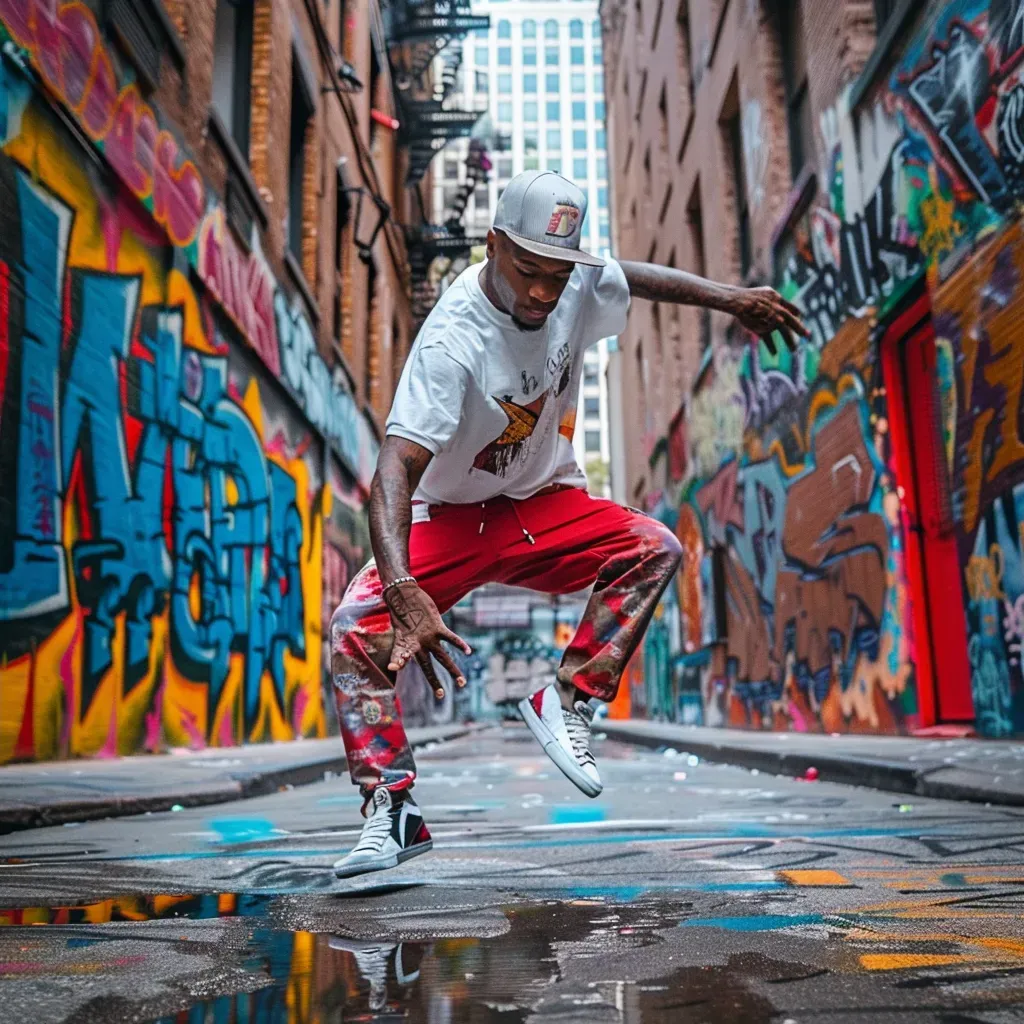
left=432, top=0, right=615, bottom=494
left=602, top=0, right=1024, bottom=740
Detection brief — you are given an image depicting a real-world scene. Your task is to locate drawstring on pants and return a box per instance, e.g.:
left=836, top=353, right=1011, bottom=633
left=478, top=498, right=536, bottom=545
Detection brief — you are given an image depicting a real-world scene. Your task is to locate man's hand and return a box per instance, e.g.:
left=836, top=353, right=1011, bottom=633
left=728, top=286, right=810, bottom=355
left=384, top=581, right=472, bottom=700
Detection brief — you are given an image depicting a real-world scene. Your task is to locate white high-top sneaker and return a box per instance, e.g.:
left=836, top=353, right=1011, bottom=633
left=333, top=788, right=433, bottom=879
left=519, top=684, right=602, bottom=798
left=328, top=936, right=395, bottom=1011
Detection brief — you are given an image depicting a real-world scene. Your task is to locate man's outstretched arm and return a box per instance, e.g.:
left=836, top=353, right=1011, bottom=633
left=369, top=436, right=471, bottom=698
left=618, top=260, right=810, bottom=355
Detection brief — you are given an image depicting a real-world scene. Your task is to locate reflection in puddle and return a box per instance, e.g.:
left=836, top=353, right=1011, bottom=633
left=5, top=890, right=1024, bottom=1021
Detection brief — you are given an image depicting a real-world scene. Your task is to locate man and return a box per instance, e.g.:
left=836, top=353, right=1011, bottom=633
left=331, top=171, right=806, bottom=878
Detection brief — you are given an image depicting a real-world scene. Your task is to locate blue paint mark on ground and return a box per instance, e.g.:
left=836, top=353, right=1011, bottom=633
left=208, top=818, right=282, bottom=844
left=681, top=914, right=826, bottom=931
left=549, top=805, right=608, bottom=825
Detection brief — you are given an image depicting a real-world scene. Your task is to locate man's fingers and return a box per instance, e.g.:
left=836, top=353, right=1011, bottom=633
left=779, top=306, right=810, bottom=338
left=430, top=643, right=467, bottom=688
left=443, top=627, right=473, bottom=656
left=415, top=652, right=446, bottom=700
left=761, top=332, right=778, bottom=356
left=777, top=326, right=796, bottom=352
left=780, top=295, right=805, bottom=320
left=388, top=639, right=417, bottom=673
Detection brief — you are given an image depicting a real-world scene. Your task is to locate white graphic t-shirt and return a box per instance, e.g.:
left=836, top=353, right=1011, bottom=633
left=386, top=258, right=630, bottom=507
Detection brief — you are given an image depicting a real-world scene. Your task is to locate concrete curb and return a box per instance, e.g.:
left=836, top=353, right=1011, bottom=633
left=598, top=721, right=1024, bottom=808
left=0, top=723, right=484, bottom=832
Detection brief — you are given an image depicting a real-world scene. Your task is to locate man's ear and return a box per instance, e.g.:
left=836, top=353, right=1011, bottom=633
left=486, top=229, right=496, bottom=260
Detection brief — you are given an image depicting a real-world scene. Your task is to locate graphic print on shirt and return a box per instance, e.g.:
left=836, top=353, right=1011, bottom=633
left=548, top=342, right=572, bottom=397
left=472, top=389, right=550, bottom=476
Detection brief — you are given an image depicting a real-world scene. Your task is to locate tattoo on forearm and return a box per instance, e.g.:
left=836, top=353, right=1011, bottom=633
left=619, top=260, right=732, bottom=309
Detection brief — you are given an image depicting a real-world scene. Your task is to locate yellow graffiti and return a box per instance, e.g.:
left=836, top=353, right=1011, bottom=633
left=918, top=166, right=963, bottom=263
left=966, top=544, right=1005, bottom=603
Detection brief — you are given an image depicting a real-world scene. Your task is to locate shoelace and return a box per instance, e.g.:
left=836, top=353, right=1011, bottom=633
left=352, top=810, right=394, bottom=854
left=562, top=707, right=596, bottom=767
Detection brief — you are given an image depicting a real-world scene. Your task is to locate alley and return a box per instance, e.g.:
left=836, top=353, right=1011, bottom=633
left=3, top=727, right=1024, bottom=1022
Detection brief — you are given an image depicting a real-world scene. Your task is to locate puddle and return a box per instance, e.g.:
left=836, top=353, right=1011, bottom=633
left=5, top=890, right=1024, bottom=1021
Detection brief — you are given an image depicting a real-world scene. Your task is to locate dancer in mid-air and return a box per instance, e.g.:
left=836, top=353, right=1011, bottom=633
left=330, top=171, right=807, bottom=878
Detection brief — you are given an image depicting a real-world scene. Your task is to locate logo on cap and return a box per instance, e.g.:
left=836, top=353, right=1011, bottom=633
left=545, top=203, right=580, bottom=239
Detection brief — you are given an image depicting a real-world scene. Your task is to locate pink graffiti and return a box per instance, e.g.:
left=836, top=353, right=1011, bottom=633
left=0, top=0, right=205, bottom=247
left=199, top=209, right=281, bottom=375
left=696, top=459, right=744, bottom=532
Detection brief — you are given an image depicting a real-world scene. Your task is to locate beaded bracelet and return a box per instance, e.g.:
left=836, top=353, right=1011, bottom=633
left=381, top=575, right=416, bottom=597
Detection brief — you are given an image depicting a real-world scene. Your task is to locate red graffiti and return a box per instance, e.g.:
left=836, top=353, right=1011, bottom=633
left=198, top=209, right=280, bottom=375
left=0, top=0, right=204, bottom=247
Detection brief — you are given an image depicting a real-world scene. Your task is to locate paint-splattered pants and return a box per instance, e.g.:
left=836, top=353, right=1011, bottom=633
left=330, top=487, right=682, bottom=799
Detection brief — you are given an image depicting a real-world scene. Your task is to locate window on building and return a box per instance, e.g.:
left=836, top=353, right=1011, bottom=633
left=524, top=46, right=537, bottom=65
left=548, top=157, right=562, bottom=173
left=333, top=172, right=350, bottom=346
left=498, top=100, right=513, bottom=122
left=585, top=430, right=601, bottom=453
left=573, top=157, right=587, bottom=178
left=547, top=127, right=562, bottom=150
left=572, top=100, right=586, bottom=120
left=687, top=182, right=710, bottom=349
left=546, top=72, right=560, bottom=92
left=591, top=17, right=601, bottom=36
left=523, top=18, right=537, bottom=37
left=545, top=18, right=559, bottom=38
left=570, top=18, right=584, bottom=38
left=498, top=46, right=512, bottom=66
left=584, top=396, right=600, bottom=419
left=573, top=128, right=587, bottom=150
left=474, top=46, right=488, bottom=66
left=872, top=0, right=900, bottom=34
left=496, top=158, right=512, bottom=179
left=584, top=361, right=599, bottom=386
left=443, top=156, right=458, bottom=179
left=595, top=128, right=606, bottom=150
left=475, top=186, right=489, bottom=214
left=779, top=0, right=812, bottom=178
left=724, top=97, right=751, bottom=275
left=212, top=0, right=254, bottom=158
left=524, top=129, right=539, bottom=154
left=498, top=18, right=511, bottom=38
left=288, top=57, right=314, bottom=260
left=599, top=217, right=609, bottom=240
left=524, top=73, right=537, bottom=93
left=546, top=100, right=560, bottom=121
left=498, top=73, right=512, bottom=93
left=597, top=186, right=608, bottom=209
left=475, top=70, right=489, bottom=93
left=594, top=100, right=605, bottom=120
left=524, top=100, right=538, bottom=121
left=525, top=155, right=539, bottom=170
left=442, top=185, right=459, bottom=210
left=571, top=46, right=585, bottom=65
left=593, top=42, right=603, bottom=62
left=546, top=46, right=560, bottom=66
left=596, top=156, right=607, bottom=178
left=571, top=72, right=585, bottom=93
left=474, top=26, right=489, bottom=38
left=594, top=72, right=604, bottom=92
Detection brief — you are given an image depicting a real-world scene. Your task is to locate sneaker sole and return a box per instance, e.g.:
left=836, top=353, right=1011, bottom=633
left=333, top=839, right=433, bottom=879
left=518, top=697, right=603, bottom=798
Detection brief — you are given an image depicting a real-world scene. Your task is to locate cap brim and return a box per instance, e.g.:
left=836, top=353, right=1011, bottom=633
left=500, top=229, right=606, bottom=267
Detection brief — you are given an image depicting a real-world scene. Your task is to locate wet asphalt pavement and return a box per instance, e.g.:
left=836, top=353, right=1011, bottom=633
left=4, top=726, right=1024, bottom=1023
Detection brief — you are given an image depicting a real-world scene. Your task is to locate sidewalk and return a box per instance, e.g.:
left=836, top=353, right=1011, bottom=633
left=599, top=719, right=1024, bottom=807
left=0, top=723, right=481, bottom=833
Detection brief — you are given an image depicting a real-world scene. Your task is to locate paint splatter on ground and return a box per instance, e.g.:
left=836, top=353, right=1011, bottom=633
left=4, top=727, right=1024, bottom=1021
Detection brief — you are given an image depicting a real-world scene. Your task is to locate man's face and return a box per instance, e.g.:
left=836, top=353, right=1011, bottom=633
left=487, top=230, right=575, bottom=331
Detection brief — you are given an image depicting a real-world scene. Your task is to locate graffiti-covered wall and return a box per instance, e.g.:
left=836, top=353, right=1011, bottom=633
left=649, top=0, right=1024, bottom=736
left=0, top=7, right=372, bottom=761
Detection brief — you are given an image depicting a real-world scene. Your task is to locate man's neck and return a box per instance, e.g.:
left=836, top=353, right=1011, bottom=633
left=479, top=261, right=511, bottom=317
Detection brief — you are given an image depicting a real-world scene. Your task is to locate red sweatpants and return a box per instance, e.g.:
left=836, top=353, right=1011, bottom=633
left=330, top=487, right=682, bottom=798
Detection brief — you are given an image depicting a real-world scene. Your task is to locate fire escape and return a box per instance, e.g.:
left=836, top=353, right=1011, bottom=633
left=384, top=0, right=501, bottom=324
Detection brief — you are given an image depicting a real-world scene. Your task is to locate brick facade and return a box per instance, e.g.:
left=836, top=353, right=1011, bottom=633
left=0, top=0, right=423, bottom=761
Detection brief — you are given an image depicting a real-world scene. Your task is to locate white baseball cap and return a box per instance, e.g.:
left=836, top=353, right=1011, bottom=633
left=493, top=170, right=605, bottom=267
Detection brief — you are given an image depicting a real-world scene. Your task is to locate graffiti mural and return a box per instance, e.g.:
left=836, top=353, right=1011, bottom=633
left=0, top=34, right=378, bottom=760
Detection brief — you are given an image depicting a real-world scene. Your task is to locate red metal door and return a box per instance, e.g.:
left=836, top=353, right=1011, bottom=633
left=880, top=296, right=973, bottom=725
